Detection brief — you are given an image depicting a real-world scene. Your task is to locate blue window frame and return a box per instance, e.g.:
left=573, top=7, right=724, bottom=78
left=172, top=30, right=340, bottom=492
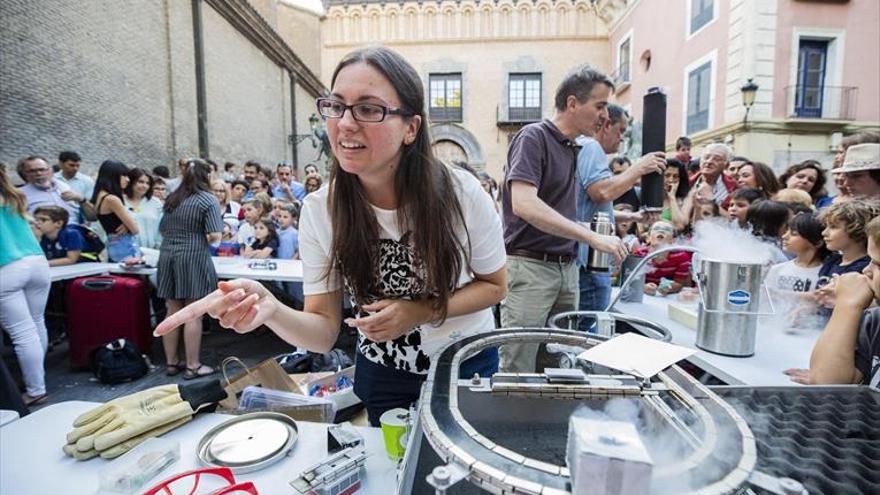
left=690, top=0, right=714, bottom=34
left=795, top=40, right=828, bottom=118
left=686, top=61, right=711, bottom=134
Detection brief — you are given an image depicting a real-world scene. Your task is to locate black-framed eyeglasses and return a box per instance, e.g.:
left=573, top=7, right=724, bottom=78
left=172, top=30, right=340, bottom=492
left=316, top=97, right=414, bottom=123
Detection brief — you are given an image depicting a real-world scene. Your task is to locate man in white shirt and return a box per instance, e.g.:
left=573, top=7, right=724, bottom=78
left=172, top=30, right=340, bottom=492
left=53, top=151, right=95, bottom=202
left=17, top=155, right=95, bottom=223
left=165, top=159, right=188, bottom=194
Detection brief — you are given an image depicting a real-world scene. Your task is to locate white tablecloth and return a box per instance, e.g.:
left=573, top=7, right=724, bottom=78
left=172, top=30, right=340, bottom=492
left=0, top=401, right=397, bottom=495
left=614, top=294, right=815, bottom=386
left=49, top=258, right=304, bottom=283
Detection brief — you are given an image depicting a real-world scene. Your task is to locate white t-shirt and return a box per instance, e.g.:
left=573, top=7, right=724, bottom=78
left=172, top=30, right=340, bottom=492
left=236, top=221, right=255, bottom=247
left=765, top=259, right=822, bottom=293
left=299, top=169, right=506, bottom=374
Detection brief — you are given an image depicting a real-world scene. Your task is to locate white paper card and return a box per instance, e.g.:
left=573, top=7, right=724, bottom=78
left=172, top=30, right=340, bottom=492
left=576, top=333, right=696, bottom=379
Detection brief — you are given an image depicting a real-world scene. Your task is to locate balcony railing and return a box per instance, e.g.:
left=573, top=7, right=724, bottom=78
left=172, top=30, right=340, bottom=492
left=508, top=107, right=542, bottom=122
left=784, top=85, right=857, bottom=120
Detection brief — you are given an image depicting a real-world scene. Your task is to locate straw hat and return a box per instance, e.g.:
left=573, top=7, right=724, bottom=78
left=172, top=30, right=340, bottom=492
left=832, top=143, right=880, bottom=174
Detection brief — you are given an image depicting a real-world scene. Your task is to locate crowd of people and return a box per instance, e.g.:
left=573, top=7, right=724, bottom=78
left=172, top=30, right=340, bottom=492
left=1, top=47, right=879, bottom=418
left=1, top=151, right=325, bottom=404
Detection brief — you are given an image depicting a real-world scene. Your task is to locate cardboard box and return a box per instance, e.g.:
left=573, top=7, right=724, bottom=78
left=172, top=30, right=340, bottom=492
left=290, top=366, right=360, bottom=412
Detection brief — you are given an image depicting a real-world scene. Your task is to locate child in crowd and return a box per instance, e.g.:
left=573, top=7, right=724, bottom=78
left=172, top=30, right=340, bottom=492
left=270, top=199, right=286, bottom=226
left=747, top=199, right=791, bottom=266
left=682, top=199, right=721, bottom=238
left=609, top=203, right=641, bottom=285
left=787, top=215, right=880, bottom=387
left=747, top=200, right=790, bottom=245
left=773, top=188, right=814, bottom=209
left=813, top=199, right=880, bottom=313
left=34, top=206, right=84, bottom=266
left=276, top=202, right=300, bottom=260
left=243, top=218, right=278, bottom=259
left=613, top=203, right=641, bottom=252
left=727, top=188, right=765, bottom=229
left=236, top=199, right=263, bottom=249
left=211, top=221, right=240, bottom=257
left=765, top=213, right=829, bottom=326
left=151, top=177, right=167, bottom=203
left=633, top=221, right=692, bottom=296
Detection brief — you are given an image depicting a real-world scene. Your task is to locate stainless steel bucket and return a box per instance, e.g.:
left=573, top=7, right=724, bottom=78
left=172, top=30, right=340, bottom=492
left=694, top=257, right=773, bottom=357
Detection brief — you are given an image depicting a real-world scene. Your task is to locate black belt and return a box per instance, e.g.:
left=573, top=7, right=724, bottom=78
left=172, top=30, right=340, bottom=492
left=506, top=248, right=574, bottom=264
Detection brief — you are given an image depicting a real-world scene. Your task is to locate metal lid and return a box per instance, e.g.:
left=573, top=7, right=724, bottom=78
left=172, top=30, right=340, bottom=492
left=198, top=412, right=298, bottom=473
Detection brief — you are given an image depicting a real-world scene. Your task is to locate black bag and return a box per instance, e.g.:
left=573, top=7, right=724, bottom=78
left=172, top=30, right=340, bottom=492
left=91, top=339, right=148, bottom=384
left=71, top=224, right=106, bottom=262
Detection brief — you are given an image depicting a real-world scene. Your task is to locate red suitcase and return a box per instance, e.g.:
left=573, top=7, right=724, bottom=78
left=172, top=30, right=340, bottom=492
left=65, top=275, right=152, bottom=368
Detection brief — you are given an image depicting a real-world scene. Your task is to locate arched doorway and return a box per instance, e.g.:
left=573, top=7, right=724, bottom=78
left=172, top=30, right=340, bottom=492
left=430, top=123, right=485, bottom=169
left=433, top=139, right=468, bottom=164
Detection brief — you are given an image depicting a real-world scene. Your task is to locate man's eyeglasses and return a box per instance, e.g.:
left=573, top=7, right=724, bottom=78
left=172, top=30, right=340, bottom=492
left=316, top=97, right=414, bottom=123
left=26, top=167, right=50, bottom=175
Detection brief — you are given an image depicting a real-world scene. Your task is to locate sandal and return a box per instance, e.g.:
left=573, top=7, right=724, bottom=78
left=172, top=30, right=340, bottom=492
left=183, top=364, right=215, bottom=380
left=165, top=361, right=185, bottom=376
left=23, top=393, right=48, bottom=407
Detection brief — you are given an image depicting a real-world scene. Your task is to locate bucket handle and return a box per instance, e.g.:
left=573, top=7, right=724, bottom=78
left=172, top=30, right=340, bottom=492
left=694, top=272, right=776, bottom=316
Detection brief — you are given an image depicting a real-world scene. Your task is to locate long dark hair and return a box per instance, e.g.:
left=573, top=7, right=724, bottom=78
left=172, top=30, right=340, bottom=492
left=747, top=200, right=790, bottom=239
left=787, top=212, right=830, bottom=263
left=742, top=161, right=781, bottom=196
left=164, top=159, right=212, bottom=213
left=326, top=47, right=467, bottom=323
left=665, top=158, right=690, bottom=199
left=91, top=160, right=130, bottom=204
left=778, top=160, right=826, bottom=200
left=124, top=167, right=154, bottom=200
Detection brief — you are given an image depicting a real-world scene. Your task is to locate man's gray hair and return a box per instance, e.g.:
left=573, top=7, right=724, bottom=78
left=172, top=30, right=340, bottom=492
left=554, top=65, right=615, bottom=112
left=606, top=103, right=629, bottom=126
left=702, top=143, right=733, bottom=162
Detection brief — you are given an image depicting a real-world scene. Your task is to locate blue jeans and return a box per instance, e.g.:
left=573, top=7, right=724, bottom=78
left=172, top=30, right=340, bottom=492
left=354, top=346, right=499, bottom=426
left=107, top=234, right=140, bottom=262
left=578, top=268, right=611, bottom=331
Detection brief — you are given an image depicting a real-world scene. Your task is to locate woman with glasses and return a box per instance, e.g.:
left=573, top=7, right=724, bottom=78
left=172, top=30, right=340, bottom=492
left=156, top=47, right=507, bottom=425
left=0, top=162, right=51, bottom=406
left=157, top=160, right=223, bottom=379
left=211, top=180, right=241, bottom=234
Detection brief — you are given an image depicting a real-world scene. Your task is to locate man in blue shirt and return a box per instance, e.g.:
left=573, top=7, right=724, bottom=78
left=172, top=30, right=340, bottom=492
left=576, top=104, right=665, bottom=316
left=272, top=163, right=306, bottom=202
left=34, top=206, right=85, bottom=266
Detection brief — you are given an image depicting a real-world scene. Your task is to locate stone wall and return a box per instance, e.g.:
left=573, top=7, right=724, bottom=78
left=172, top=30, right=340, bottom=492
left=1, top=0, right=321, bottom=177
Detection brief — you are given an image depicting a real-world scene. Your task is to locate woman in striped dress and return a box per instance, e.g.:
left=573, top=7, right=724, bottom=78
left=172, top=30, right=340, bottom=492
left=157, top=159, right=223, bottom=379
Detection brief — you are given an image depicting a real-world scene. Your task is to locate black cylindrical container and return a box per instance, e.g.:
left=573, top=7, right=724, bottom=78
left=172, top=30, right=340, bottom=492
left=640, top=87, right=667, bottom=211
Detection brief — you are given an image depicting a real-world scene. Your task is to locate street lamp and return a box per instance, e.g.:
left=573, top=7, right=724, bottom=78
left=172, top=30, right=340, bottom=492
left=741, top=78, right=759, bottom=124
left=309, top=113, right=321, bottom=132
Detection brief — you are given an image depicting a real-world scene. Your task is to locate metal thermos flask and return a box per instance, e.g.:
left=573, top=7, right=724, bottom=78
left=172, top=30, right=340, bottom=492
left=587, top=212, right=613, bottom=272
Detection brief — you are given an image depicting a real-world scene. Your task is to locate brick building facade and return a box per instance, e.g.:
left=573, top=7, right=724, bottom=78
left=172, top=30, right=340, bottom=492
left=0, top=0, right=325, bottom=177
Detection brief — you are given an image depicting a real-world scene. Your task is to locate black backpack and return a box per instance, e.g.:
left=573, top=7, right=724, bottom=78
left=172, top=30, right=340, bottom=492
left=71, top=224, right=106, bottom=262
left=91, top=339, right=148, bottom=384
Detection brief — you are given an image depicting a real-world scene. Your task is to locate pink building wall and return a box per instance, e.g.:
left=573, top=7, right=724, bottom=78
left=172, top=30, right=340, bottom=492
left=773, top=0, right=880, bottom=121
left=609, top=0, right=730, bottom=145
